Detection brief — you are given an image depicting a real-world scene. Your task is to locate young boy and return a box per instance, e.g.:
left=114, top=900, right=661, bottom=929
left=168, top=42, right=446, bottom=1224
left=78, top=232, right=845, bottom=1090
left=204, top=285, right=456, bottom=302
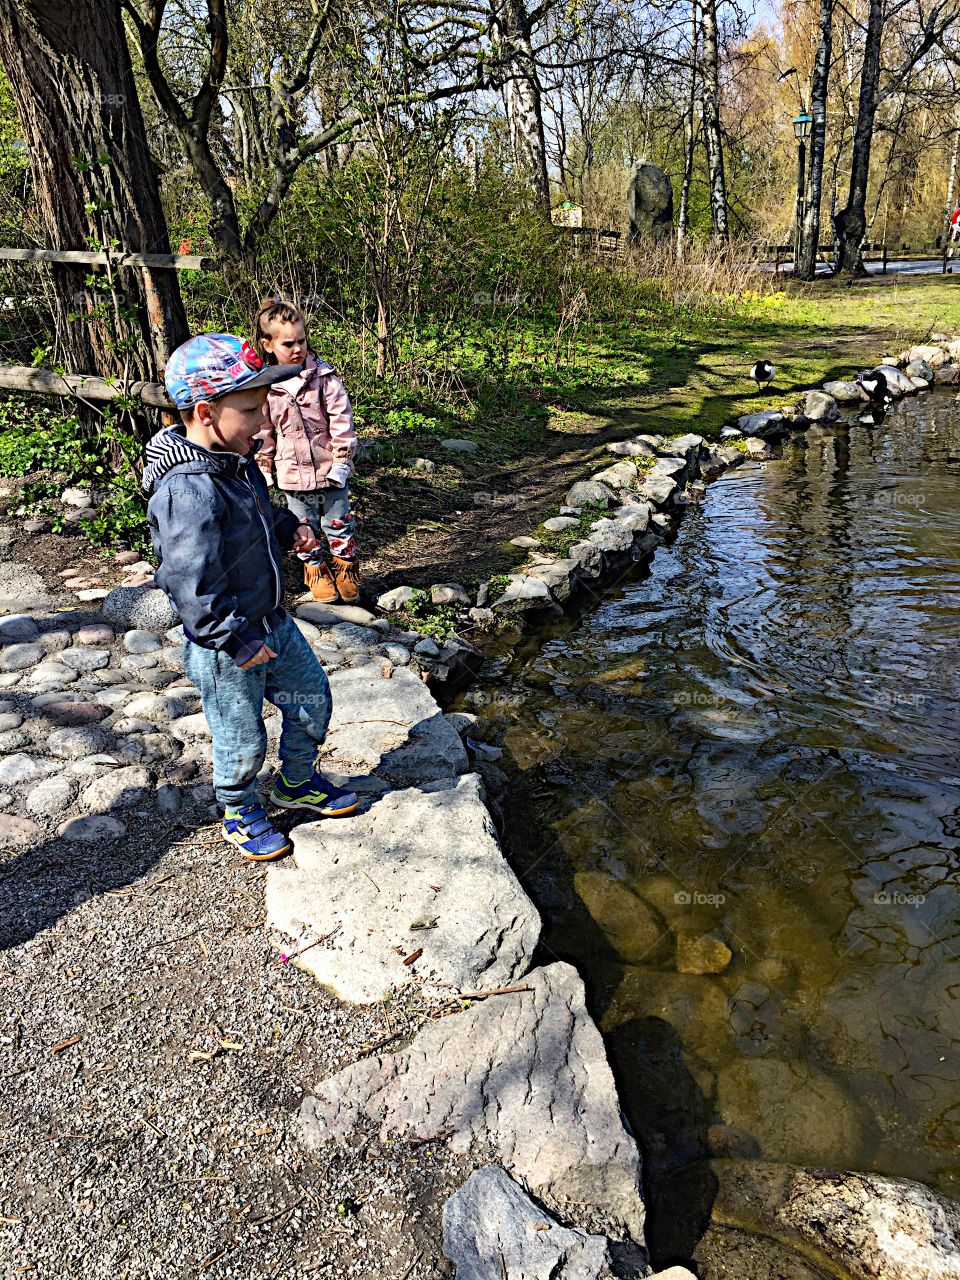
left=144, top=333, right=359, bottom=861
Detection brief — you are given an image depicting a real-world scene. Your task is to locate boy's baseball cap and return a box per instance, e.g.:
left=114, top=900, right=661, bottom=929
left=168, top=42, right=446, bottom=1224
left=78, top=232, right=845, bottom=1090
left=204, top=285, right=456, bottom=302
left=164, top=333, right=300, bottom=410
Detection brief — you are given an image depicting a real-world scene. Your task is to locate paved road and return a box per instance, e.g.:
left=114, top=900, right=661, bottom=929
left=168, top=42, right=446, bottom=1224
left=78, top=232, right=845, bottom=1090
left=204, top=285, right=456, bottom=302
left=768, top=258, right=957, bottom=277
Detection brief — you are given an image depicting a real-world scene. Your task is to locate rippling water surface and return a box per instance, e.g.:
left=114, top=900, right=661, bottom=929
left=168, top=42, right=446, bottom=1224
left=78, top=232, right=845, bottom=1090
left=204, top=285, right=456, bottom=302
left=467, top=393, right=960, bottom=1261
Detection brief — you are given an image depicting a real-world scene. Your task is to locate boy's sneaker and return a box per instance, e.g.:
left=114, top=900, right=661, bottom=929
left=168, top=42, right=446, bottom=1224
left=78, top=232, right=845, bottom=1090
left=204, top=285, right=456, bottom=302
left=222, top=804, right=292, bottom=861
left=270, top=770, right=359, bottom=816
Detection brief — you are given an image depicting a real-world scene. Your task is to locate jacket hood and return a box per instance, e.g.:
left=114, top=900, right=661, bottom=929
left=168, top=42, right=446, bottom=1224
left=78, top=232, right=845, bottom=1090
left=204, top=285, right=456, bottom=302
left=269, top=351, right=335, bottom=397
left=142, top=425, right=257, bottom=495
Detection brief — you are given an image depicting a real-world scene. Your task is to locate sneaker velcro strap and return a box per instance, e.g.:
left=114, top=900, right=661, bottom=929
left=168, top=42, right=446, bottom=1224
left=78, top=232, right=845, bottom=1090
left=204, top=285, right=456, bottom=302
left=238, top=806, right=274, bottom=837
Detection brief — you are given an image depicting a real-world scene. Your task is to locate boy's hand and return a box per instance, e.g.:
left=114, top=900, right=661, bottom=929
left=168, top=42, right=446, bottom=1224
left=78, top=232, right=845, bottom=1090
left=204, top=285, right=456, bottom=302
left=240, top=644, right=277, bottom=669
left=292, top=523, right=320, bottom=554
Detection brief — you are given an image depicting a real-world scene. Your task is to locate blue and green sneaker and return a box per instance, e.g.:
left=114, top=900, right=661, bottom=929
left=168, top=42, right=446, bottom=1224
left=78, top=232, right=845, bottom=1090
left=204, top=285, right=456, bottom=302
left=270, top=770, right=360, bottom=817
left=222, top=803, right=292, bottom=861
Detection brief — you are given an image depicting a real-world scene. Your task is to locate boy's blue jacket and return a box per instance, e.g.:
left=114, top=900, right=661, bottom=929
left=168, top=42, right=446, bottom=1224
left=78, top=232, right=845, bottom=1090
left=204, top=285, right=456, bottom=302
left=143, top=425, right=301, bottom=667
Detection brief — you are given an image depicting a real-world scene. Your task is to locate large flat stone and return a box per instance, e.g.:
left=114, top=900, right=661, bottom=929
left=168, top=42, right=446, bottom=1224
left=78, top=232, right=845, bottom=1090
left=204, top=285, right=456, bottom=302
left=267, top=774, right=539, bottom=1003
left=443, top=1166, right=615, bottom=1279
left=300, top=962, right=645, bottom=1242
left=296, top=601, right=377, bottom=627
left=319, top=666, right=467, bottom=783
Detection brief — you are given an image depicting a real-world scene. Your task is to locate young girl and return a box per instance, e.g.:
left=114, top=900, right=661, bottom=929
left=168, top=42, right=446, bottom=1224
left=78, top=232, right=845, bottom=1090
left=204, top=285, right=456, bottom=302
left=253, top=298, right=360, bottom=603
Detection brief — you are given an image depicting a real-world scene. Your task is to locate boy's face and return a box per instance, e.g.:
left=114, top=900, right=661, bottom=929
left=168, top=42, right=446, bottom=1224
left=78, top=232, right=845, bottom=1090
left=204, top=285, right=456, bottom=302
left=186, top=386, right=269, bottom=455
left=262, top=320, right=306, bottom=366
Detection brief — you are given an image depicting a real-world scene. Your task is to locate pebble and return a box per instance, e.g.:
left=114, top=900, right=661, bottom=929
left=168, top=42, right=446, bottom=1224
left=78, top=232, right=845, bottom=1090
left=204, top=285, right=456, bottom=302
left=0, top=711, right=24, bottom=731
left=123, top=628, right=163, bottom=654
left=0, top=729, right=31, bottom=752
left=58, top=648, right=111, bottom=671
left=156, top=782, right=182, bottom=814
left=510, top=536, right=542, bottom=548
left=0, top=643, right=44, bottom=671
left=26, top=776, right=77, bottom=817
left=0, top=813, right=41, bottom=847
left=379, top=644, right=411, bottom=666
left=0, top=615, right=39, bottom=642
left=113, top=717, right=159, bottom=735
left=441, top=438, right=478, bottom=452
left=0, top=754, right=49, bottom=785
left=38, top=629, right=72, bottom=653
left=414, top=637, right=440, bottom=657
left=76, top=588, right=110, bottom=601
left=69, top=754, right=122, bottom=776
left=76, top=624, right=115, bottom=645
left=81, top=765, right=152, bottom=813
left=113, top=550, right=141, bottom=566
left=93, top=668, right=128, bottom=686
left=57, top=814, right=127, bottom=842
left=138, top=734, right=181, bottom=763
left=48, top=726, right=111, bottom=759
left=0, top=672, right=21, bottom=689
left=121, top=654, right=158, bottom=671
left=38, top=700, right=109, bottom=725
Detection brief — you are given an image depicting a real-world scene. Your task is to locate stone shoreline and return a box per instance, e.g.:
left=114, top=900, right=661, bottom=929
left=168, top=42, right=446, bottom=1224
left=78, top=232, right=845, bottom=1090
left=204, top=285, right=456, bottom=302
left=4, top=339, right=960, bottom=1276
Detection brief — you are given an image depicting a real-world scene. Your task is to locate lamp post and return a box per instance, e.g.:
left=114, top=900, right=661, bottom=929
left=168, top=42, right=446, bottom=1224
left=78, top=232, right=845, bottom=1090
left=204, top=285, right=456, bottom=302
left=793, top=110, right=813, bottom=270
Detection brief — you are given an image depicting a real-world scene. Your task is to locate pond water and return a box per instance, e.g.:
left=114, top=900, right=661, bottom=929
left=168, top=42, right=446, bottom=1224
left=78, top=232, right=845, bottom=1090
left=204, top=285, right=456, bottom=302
left=466, top=392, right=960, bottom=1270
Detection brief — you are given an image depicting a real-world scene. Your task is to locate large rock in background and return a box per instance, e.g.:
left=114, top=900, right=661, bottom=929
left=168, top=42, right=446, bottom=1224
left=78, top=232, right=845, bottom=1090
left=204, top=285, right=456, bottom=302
left=266, top=774, right=540, bottom=1003
left=710, top=1161, right=960, bottom=1280
left=102, top=585, right=179, bottom=632
left=300, top=962, right=646, bottom=1242
left=628, top=161, right=674, bottom=242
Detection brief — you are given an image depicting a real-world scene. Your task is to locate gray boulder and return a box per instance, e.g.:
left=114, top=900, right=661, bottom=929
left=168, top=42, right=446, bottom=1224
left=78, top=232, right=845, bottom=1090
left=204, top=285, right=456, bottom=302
left=637, top=475, right=678, bottom=507
left=103, top=586, right=179, bottom=632
left=905, top=358, right=934, bottom=384
left=0, top=615, right=39, bottom=643
left=907, top=343, right=949, bottom=369
left=606, top=440, right=655, bottom=458
left=431, top=583, right=471, bottom=606
left=567, top=541, right=604, bottom=579
left=81, top=765, right=153, bottom=813
left=543, top=516, right=580, bottom=533
left=737, top=409, right=784, bottom=436
left=527, top=558, right=579, bottom=603
left=822, top=380, right=863, bottom=403
left=589, top=520, right=634, bottom=555
left=648, top=456, right=686, bottom=478
left=491, top=574, right=560, bottom=614
left=321, top=665, right=468, bottom=783
left=442, top=438, right=479, bottom=453
left=300, top=962, right=646, bottom=1241
left=803, top=390, right=840, bottom=423
left=267, top=773, right=540, bottom=1004
left=443, top=1167, right=615, bottom=1280
left=565, top=480, right=615, bottom=509
left=589, top=461, right=638, bottom=490
left=375, top=585, right=417, bottom=613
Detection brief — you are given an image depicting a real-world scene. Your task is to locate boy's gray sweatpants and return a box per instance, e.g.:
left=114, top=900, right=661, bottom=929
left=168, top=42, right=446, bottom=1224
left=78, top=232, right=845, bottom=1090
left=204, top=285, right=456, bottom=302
left=184, top=614, right=332, bottom=811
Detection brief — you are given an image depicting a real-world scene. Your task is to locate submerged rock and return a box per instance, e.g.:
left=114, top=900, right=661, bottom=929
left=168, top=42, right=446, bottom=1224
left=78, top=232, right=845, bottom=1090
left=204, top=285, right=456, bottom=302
left=575, top=871, right=672, bottom=966
left=710, top=1160, right=960, bottom=1280
left=300, top=962, right=646, bottom=1242
left=443, top=1167, right=616, bottom=1280
left=675, top=932, right=732, bottom=975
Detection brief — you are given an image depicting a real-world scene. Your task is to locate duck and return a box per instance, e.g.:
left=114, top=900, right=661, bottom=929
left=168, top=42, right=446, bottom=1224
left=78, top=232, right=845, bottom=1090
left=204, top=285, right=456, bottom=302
left=749, top=360, right=775, bottom=393
left=857, top=368, right=891, bottom=406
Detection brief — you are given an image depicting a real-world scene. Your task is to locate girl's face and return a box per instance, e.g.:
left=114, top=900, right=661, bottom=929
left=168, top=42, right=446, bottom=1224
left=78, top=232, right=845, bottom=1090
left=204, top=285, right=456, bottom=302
left=262, top=319, right=307, bottom=366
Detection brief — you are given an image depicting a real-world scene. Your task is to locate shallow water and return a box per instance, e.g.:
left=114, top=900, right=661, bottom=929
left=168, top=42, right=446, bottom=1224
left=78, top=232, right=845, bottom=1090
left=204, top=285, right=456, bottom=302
left=469, top=393, right=960, bottom=1253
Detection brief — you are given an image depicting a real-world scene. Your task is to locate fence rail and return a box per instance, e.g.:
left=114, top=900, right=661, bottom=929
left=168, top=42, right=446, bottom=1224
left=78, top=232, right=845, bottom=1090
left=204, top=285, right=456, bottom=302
left=0, top=247, right=214, bottom=271
left=766, top=242, right=953, bottom=274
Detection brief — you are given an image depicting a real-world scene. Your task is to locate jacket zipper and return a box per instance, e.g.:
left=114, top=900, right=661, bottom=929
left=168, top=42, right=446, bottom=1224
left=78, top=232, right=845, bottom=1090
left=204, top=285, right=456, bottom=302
left=244, top=462, right=282, bottom=610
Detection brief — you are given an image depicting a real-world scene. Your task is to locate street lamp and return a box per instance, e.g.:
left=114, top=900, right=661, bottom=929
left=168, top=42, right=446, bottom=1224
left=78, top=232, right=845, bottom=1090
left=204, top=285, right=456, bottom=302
left=793, top=110, right=813, bottom=270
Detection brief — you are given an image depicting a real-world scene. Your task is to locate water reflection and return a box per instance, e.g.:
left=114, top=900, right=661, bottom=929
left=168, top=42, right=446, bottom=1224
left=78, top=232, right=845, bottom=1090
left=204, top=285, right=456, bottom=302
left=475, top=393, right=960, bottom=1212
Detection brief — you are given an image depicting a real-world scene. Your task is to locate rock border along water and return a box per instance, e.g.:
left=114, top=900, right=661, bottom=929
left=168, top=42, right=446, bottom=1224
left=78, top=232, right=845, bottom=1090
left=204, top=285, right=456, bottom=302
left=3, top=339, right=959, bottom=1277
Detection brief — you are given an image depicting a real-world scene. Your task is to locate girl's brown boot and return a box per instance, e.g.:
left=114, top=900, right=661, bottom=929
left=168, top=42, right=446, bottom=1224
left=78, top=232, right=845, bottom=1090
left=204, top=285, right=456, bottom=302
left=331, top=556, right=360, bottom=603
left=304, top=558, right=338, bottom=602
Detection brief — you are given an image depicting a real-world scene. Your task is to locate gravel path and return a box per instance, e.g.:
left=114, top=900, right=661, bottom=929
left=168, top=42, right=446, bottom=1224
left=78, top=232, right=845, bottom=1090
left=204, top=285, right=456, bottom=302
left=0, top=563, right=478, bottom=1280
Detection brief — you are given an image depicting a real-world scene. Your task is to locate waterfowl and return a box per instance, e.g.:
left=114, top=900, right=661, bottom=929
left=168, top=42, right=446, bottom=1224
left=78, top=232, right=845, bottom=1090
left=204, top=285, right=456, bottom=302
left=750, top=360, right=775, bottom=392
left=857, top=369, right=890, bottom=406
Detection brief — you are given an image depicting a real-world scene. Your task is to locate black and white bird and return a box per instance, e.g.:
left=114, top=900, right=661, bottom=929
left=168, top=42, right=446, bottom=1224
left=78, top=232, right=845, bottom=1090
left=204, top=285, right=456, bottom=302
left=749, top=359, right=776, bottom=393
left=856, top=368, right=890, bottom=424
left=857, top=368, right=890, bottom=406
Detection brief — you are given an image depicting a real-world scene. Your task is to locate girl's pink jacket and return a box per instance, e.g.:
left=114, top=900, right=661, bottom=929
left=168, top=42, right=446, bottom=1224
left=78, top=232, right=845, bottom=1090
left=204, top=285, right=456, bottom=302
left=255, top=353, right=357, bottom=491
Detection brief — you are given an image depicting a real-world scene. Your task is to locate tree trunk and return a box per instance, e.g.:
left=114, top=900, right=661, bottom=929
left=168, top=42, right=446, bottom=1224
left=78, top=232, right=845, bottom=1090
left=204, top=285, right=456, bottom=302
left=495, top=0, right=550, bottom=209
left=796, top=0, right=833, bottom=280
left=699, top=0, right=728, bottom=240
left=677, top=0, right=699, bottom=258
left=0, top=0, right=188, bottom=381
left=943, top=114, right=960, bottom=235
left=834, top=0, right=883, bottom=274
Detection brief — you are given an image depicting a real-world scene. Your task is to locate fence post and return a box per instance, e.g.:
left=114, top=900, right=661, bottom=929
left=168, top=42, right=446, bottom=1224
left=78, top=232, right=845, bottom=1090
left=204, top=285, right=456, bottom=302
left=882, top=244, right=888, bottom=274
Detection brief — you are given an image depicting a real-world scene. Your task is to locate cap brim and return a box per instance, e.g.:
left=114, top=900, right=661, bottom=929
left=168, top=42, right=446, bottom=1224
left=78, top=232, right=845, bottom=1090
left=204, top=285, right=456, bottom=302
left=241, top=363, right=303, bottom=391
